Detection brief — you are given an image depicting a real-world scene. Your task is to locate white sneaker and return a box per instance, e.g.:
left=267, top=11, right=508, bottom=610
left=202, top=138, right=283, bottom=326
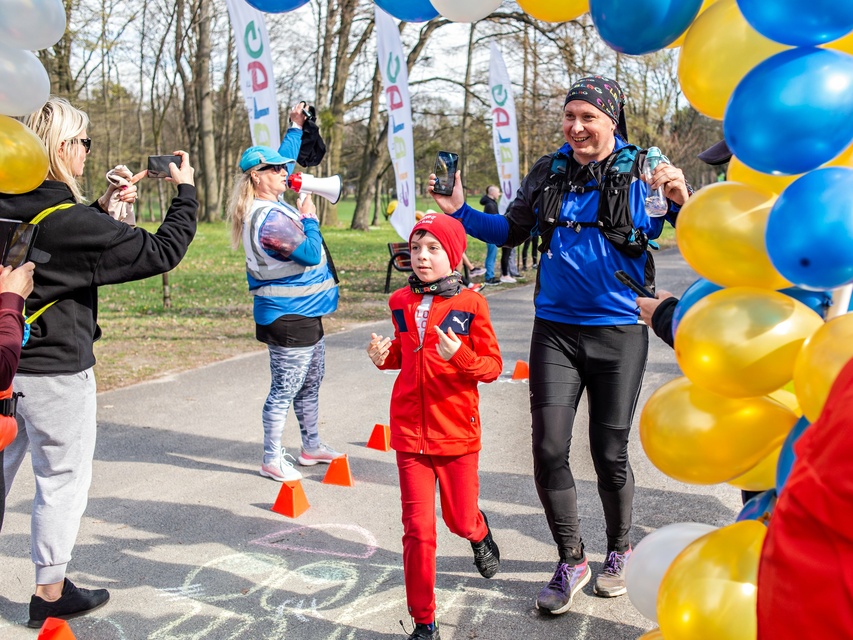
left=469, top=267, right=486, bottom=277
left=298, top=443, right=344, bottom=466
left=499, top=275, right=517, bottom=284
left=260, top=455, right=303, bottom=482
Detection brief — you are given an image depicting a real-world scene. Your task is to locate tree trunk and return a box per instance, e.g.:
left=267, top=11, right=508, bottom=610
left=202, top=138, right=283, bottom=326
left=196, top=0, right=220, bottom=221
left=350, top=60, right=385, bottom=230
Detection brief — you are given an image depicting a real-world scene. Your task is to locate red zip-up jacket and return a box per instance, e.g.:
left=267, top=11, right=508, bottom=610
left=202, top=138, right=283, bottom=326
left=376, top=287, right=502, bottom=456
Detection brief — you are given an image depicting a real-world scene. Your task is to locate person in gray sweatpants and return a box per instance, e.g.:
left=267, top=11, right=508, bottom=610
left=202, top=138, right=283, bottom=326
left=0, top=97, right=199, bottom=629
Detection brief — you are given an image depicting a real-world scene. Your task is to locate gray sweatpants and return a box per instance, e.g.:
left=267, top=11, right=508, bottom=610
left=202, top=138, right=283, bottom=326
left=2, top=369, right=97, bottom=585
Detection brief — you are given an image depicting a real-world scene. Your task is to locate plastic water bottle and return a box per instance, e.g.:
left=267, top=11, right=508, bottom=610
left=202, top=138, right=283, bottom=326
left=643, top=147, right=669, bottom=217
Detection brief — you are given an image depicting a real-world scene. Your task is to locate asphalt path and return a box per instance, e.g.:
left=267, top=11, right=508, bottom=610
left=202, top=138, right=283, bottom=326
left=0, top=248, right=742, bottom=640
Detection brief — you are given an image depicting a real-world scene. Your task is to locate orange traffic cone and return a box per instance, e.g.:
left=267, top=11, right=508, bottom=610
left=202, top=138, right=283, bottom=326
left=38, top=618, right=76, bottom=640
left=323, top=454, right=355, bottom=487
left=271, top=480, right=310, bottom=518
left=511, top=360, right=530, bottom=380
left=366, top=423, right=391, bottom=452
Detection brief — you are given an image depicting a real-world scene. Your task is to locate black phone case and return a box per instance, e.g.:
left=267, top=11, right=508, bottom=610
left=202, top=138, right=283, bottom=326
left=147, top=155, right=181, bottom=179
left=614, top=270, right=655, bottom=298
left=433, top=153, right=458, bottom=196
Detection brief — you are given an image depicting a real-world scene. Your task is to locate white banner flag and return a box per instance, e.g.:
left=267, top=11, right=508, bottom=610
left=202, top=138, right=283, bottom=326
left=489, top=42, right=520, bottom=215
left=375, top=6, right=416, bottom=241
left=225, top=0, right=280, bottom=148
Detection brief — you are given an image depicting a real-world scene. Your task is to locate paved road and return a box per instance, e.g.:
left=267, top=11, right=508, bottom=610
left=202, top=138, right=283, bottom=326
left=0, top=249, right=741, bottom=640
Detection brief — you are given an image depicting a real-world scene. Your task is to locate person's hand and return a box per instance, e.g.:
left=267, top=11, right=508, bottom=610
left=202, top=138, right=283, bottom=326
left=297, top=193, right=318, bottom=220
left=167, top=150, right=195, bottom=186
left=434, top=326, right=461, bottom=361
left=367, top=332, right=392, bottom=366
left=636, top=290, right=674, bottom=327
left=289, top=102, right=307, bottom=128
left=0, top=262, right=35, bottom=300
left=98, top=166, right=146, bottom=209
left=645, top=163, right=690, bottom=206
left=429, top=170, right=465, bottom=214
left=118, top=170, right=147, bottom=204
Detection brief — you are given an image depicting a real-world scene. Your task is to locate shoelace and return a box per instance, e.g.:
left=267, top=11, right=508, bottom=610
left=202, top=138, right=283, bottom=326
left=282, top=452, right=298, bottom=468
left=547, top=562, right=571, bottom=590
left=603, top=550, right=627, bottom=576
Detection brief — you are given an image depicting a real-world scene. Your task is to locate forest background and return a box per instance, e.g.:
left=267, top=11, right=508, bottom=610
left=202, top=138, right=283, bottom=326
left=40, top=0, right=724, bottom=388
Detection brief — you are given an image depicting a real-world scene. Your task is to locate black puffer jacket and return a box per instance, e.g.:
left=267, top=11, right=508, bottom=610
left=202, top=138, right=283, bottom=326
left=0, top=180, right=198, bottom=374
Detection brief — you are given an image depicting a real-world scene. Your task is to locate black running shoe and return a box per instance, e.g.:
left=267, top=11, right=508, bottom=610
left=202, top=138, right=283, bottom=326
left=28, top=578, right=110, bottom=629
left=402, top=621, right=441, bottom=639
left=471, top=511, right=501, bottom=579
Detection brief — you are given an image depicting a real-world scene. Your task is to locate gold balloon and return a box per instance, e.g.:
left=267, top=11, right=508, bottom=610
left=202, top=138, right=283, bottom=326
left=727, top=444, right=780, bottom=491
left=638, top=631, right=664, bottom=640
left=793, top=313, right=853, bottom=422
left=768, top=387, right=801, bottom=416
left=517, top=0, right=588, bottom=22
left=728, top=144, right=853, bottom=194
left=640, top=376, right=797, bottom=484
left=658, top=521, right=766, bottom=640
left=676, top=182, right=789, bottom=289
left=678, top=0, right=789, bottom=120
left=675, top=288, right=823, bottom=398
left=0, top=115, right=49, bottom=194
left=667, top=0, right=718, bottom=48
left=824, top=30, right=853, bottom=55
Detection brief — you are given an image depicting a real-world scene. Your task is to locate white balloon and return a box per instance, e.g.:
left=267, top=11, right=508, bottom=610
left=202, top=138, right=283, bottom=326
left=0, top=0, right=66, bottom=51
left=429, top=0, right=502, bottom=22
left=624, top=522, right=717, bottom=622
left=0, top=44, right=51, bottom=117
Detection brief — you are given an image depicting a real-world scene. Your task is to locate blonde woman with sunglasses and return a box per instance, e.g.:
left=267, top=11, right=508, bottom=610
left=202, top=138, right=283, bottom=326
left=0, top=96, right=199, bottom=628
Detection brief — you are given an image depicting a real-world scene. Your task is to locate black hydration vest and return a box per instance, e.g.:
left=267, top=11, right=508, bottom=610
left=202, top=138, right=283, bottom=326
left=536, top=145, right=653, bottom=259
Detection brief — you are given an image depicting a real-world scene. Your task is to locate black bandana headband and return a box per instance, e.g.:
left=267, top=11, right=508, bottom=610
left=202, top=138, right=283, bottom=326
left=565, top=75, right=629, bottom=142
left=408, top=271, right=463, bottom=298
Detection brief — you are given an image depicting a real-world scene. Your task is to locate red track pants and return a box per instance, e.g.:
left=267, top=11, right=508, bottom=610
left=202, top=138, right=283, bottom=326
left=396, top=450, right=488, bottom=624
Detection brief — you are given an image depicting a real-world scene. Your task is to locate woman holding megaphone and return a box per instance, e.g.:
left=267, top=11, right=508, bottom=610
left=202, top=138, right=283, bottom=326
left=226, top=145, right=344, bottom=484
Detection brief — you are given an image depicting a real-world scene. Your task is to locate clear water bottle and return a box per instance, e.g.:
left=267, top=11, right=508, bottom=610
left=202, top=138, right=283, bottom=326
left=643, top=146, right=669, bottom=217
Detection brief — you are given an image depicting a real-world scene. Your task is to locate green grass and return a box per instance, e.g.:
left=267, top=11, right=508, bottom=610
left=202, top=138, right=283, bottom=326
left=93, top=200, right=674, bottom=390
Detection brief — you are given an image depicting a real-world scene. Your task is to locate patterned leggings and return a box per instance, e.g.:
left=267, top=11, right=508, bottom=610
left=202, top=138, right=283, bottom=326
left=262, top=338, right=325, bottom=463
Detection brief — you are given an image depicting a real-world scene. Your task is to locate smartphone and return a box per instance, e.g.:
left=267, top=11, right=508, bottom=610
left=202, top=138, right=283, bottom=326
left=0, top=219, right=38, bottom=268
left=147, top=155, right=181, bottom=179
left=614, top=270, right=655, bottom=298
left=433, top=151, right=459, bottom=196
left=549, top=154, right=568, bottom=176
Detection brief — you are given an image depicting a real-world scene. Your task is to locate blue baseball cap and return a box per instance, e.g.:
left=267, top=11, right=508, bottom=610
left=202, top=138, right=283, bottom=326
left=239, top=145, right=295, bottom=172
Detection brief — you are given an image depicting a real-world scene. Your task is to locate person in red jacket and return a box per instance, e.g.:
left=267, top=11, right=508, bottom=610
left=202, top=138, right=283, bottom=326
left=756, top=353, right=853, bottom=638
left=366, top=213, right=503, bottom=640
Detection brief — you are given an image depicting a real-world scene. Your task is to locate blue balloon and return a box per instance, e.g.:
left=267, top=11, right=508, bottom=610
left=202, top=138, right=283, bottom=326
left=766, top=167, right=853, bottom=289
left=776, top=415, right=811, bottom=493
left=244, top=0, right=308, bottom=13
left=736, top=489, right=777, bottom=526
left=589, top=0, right=703, bottom=55
left=725, top=48, right=853, bottom=176
left=779, top=286, right=832, bottom=318
left=374, top=0, right=438, bottom=22
left=736, top=0, right=853, bottom=47
left=671, top=278, right=723, bottom=338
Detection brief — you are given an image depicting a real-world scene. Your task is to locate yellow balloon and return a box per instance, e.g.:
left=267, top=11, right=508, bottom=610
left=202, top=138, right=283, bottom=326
left=517, top=0, right=588, bottom=22
left=768, top=387, right=801, bottom=416
left=792, top=313, right=853, bottom=422
left=640, top=376, right=797, bottom=484
left=0, top=115, right=49, bottom=195
left=728, top=143, right=853, bottom=194
left=666, top=0, right=718, bottom=48
left=678, top=0, right=789, bottom=120
left=658, top=521, right=766, bottom=640
left=675, top=288, right=822, bottom=398
left=676, top=182, right=789, bottom=289
left=824, top=30, right=853, bottom=55
left=727, top=444, right=780, bottom=491
left=638, top=631, right=664, bottom=640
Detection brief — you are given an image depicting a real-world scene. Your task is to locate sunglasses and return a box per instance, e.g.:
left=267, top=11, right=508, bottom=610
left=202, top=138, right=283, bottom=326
left=257, top=163, right=287, bottom=173
left=69, top=137, right=92, bottom=153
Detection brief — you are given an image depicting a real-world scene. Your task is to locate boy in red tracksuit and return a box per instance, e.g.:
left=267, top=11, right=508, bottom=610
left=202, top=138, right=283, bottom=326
left=366, top=213, right=503, bottom=640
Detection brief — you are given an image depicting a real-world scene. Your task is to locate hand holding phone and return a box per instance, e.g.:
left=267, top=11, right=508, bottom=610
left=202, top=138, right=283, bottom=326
left=432, top=151, right=458, bottom=196
left=147, top=155, right=182, bottom=179
left=614, top=270, right=655, bottom=298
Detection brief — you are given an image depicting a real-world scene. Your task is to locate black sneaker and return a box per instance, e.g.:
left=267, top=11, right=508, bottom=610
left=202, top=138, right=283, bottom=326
left=484, top=277, right=502, bottom=285
left=402, top=621, right=441, bottom=639
left=471, top=512, right=500, bottom=578
left=28, top=578, right=110, bottom=629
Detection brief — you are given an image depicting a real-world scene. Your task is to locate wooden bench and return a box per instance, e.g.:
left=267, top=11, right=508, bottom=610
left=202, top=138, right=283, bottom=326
left=385, top=242, right=412, bottom=293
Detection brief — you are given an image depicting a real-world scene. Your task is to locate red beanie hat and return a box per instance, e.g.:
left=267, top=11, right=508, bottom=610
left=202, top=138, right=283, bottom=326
left=409, top=213, right=467, bottom=271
